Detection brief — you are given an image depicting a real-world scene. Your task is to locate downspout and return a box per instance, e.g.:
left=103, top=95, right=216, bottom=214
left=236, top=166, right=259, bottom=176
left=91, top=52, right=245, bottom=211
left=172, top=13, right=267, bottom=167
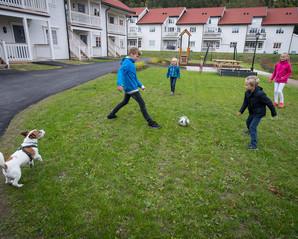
left=288, top=27, right=294, bottom=54
left=105, top=7, right=111, bottom=56
left=64, top=0, right=71, bottom=60
left=126, top=18, right=128, bottom=55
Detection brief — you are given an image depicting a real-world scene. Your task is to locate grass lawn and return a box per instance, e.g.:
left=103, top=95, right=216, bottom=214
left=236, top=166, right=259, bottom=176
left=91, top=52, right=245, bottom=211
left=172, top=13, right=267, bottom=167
left=59, top=58, right=119, bottom=65
left=10, top=63, right=62, bottom=71
left=142, top=51, right=298, bottom=79
left=0, top=68, right=297, bottom=238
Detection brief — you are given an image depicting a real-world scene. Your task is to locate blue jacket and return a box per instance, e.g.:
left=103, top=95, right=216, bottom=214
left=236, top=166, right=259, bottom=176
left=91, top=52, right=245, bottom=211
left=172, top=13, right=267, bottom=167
left=167, top=65, right=180, bottom=78
left=117, top=57, right=143, bottom=93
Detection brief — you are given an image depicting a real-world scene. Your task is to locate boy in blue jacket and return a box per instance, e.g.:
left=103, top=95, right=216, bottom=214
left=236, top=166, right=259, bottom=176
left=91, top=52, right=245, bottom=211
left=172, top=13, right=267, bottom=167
left=167, top=57, right=180, bottom=95
left=107, top=47, right=160, bottom=128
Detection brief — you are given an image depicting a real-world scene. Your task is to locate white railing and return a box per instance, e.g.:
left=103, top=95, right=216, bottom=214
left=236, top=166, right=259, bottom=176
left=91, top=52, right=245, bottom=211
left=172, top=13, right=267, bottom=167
left=163, top=32, right=179, bottom=37
left=0, top=40, right=9, bottom=68
left=6, top=43, right=31, bottom=62
left=108, top=24, right=126, bottom=35
left=246, top=33, right=266, bottom=40
left=0, top=0, right=48, bottom=13
left=69, top=30, right=90, bottom=60
left=70, top=11, right=101, bottom=28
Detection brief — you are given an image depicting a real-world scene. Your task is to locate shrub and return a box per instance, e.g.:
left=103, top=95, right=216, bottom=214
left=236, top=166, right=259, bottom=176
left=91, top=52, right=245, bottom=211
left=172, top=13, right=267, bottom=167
left=149, top=57, right=162, bottom=64
left=135, top=61, right=147, bottom=71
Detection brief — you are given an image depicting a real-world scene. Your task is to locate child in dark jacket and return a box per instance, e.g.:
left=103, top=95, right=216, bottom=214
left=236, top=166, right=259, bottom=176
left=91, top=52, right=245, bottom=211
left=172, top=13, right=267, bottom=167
left=107, top=47, right=160, bottom=128
left=237, top=76, right=277, bottom=150
left=166, top=58, right=180, bottom=95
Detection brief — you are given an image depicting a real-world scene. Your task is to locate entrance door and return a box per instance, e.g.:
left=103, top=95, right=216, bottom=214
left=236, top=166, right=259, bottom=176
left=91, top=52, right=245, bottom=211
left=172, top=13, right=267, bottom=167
left=13, top=25, right=26, bottom=43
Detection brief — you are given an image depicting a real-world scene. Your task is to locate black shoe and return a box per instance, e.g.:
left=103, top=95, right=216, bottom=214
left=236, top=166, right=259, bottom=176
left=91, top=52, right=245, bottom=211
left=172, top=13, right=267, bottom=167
left=248, top=145, right=258, bottom=150
left=148, top=121, right=161, bottom=129
left=107, top=114, right=117, bottom=119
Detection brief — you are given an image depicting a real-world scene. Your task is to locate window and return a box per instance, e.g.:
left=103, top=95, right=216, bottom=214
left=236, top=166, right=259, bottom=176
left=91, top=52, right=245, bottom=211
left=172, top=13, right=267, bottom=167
left=138, top=38, right=142, bottom=48
left=95, top=36, right=101, bottom=47
left=177, top=27, right=181, bottom=32
left=273, top=42, right=282, bottom=49
left=260, top=28, right=265, bottom=33
left=257, top=42, right=263, bottom=49
left=190, top=41, right=195, bottom=47
left=129, top=18, right=136, bottom=23
left=190, top=27, right=196, bottom=32
left=46, top=29, right=58, bottom=45
left=168, top=18, right=175, bottom=24
left=230, top=42, right=237, bottom=48
left=119, top=19, right=124, bottom=26
left=208, top=18, right=211, bottom=24
left=149, top=26, right=155, bottom=32
left=78, top=3, right=85, bottom=13
left=128, top=40, right=137, bottom=46
left=276, top=28, right=284, bottom=34
left=138, top=27, right=141, bottom=32
left=249, top=28, right=258, bottom=34
left=168, top=27, right=175, bottom=32
left=49, top=0, right=56, bottom=8
left=109, top=16, right=114, bottom=24
left=232, top=27, right=239, bottom=33
left=94, top=8, right=100, bottom=16
left=149, top=40, right=155, bottom=46
left=129, top=27, right=136, bottom=32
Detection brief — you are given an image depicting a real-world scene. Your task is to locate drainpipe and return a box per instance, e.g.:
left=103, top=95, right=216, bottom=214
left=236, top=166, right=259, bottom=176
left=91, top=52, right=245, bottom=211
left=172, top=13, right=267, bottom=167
left=105, top=7, right=111, bottom=57
left=288, top=28, right=294, bottom=54
left=64, top=0, right=71, bottom=60
left=126, top=18, right=128, bottom=55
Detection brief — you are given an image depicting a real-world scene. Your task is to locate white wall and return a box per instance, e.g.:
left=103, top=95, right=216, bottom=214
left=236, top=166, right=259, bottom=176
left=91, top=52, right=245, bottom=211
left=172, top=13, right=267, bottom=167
left=178, top=25, right=203, bottom=52
left=139, top=25, right=162, bottom=51
left=0, top=16, right=22, bottom=43
left=263, top=25, right=294, bottom=54
left=290, top=34, right=298, bottom=54
left=220, top=25, right=247, bottom=53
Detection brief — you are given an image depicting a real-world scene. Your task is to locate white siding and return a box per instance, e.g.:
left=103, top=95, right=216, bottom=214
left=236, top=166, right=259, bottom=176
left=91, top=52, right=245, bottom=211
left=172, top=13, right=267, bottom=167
left=290, top=34, right=298, bottom=54
left=178, top=25, right=203, bottom=52
left=220, top=25, right=247, bottom=53
left=140, top=25, right=162, bottom=51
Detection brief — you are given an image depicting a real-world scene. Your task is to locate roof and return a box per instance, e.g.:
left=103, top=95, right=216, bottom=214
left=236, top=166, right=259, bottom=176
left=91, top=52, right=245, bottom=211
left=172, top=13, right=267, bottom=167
left=177, top=7, right=225, bottom=25
left=218, top=7, right=267, bottom=25
left=262, top=7, right=298, bottom=25
left=130, top=7, right=146, bottom=17
left=102, top=0, right=135, bottom=14
left=137, top=7, right=185, bottom=25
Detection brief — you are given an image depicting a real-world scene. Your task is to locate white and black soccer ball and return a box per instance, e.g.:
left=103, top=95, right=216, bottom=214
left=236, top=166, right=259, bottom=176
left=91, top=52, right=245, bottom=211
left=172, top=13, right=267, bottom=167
left=178, top=116, right=190, bottom=127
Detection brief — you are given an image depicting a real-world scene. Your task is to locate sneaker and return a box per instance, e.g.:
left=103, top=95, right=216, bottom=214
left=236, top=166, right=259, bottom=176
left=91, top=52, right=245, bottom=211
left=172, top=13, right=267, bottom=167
left=273, top=102, right=278, bottom=107
left=170, top=92, right=174, bottom=96
left=279, top=103, right=284, bottom=108
left=248, top=145, right=258, bottom=150
left=148, top=121, right=161, bottom=129
left=107, top=114, right=117, bottom=119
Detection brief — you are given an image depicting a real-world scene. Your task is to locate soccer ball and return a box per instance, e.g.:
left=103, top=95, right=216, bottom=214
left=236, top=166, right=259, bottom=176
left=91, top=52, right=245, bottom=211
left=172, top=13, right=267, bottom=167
left=178, top=116, right=190, bottom=127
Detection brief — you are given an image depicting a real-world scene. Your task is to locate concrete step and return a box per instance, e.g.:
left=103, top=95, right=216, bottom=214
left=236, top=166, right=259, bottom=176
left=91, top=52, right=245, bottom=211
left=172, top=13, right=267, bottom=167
left=0, top=64, right=8, bottom=70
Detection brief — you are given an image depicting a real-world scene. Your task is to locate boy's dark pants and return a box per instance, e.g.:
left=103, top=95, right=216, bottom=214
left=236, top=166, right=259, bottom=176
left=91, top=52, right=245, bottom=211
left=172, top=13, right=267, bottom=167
left=246, top=115, right=263, bottom=147
left=109, top=91, right=153, bottom=123
left=170, top=77, right=177, bottom=93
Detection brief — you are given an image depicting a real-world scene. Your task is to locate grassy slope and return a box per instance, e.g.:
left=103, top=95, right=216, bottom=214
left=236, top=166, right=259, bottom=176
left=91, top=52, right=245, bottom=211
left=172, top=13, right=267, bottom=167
left=142, top=51, right=298, bottom=79
left=0, top=68, right=297, bottom=238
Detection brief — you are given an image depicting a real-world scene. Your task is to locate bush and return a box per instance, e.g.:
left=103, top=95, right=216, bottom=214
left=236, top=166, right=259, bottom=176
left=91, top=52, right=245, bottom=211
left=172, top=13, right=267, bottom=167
left=135, top=61, right=147, bottom=71
left=149, top=57, right=162, bottom=64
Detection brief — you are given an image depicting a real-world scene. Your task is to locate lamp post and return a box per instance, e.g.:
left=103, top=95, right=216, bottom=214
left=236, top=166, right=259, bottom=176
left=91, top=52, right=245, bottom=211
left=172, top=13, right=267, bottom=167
left=251, top=31, right=261, bottom=72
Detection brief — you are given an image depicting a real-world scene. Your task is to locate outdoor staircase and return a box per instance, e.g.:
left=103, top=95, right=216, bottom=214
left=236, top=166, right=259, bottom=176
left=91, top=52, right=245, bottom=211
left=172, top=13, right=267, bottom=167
left=108, top=39, right=121, bottom=57
left=68, top=29, right=91, bottom=61
left=0, top=58, right=8, bottom=70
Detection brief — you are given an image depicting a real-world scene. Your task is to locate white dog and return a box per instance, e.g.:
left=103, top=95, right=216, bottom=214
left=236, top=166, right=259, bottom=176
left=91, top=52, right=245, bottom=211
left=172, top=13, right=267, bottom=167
left=0, top=129, right=45, bottom=188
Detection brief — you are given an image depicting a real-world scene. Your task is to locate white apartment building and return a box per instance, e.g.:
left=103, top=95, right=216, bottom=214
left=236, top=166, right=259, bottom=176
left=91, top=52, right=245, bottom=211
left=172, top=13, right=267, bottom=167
left=0, top=0, right=133, bottom=68
left=129, top=6, right=298, bottom=54
left=0, top=0, right=69, bottom=67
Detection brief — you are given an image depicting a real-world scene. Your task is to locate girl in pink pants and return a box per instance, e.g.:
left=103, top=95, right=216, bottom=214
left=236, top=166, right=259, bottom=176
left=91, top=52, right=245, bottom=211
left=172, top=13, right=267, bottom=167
left=269, top=53, right=292, bottom=108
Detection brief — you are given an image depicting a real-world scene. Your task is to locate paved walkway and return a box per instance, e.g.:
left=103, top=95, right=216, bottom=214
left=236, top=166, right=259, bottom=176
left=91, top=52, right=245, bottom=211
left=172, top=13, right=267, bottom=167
left=0, top=61, right=120, bottom=136
left=186, top=66, right=298, bottom=87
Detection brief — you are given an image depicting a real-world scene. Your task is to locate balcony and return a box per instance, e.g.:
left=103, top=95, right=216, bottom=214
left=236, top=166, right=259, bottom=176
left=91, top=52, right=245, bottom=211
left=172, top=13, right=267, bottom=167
left=246, top=32, right=266, bottom=41
left=202, top=31, right=222, bottom=40
left=128, top=27, right=141, bottom=38
left=0, top=0, right=48, bottom=13
left=108, top=23, right=126, bottom=35
left=163, top=32, right=179, bottom=38
left=69, top=11, right=101, bottom=28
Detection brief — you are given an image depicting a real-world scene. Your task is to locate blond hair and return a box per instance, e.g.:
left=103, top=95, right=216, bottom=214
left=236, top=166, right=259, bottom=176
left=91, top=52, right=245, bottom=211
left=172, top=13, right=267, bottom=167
left=171, top=57, right=178, bottom=62
left=128, top=47, right=141, bottom=56
left=280, top=53, right=290, bottom=60
left=245, top=75, right=259, bottom=87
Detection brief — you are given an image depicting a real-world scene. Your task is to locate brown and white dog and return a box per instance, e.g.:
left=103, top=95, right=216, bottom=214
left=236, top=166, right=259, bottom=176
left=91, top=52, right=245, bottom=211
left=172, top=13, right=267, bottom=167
left=0, top=129, right=45, bottom=188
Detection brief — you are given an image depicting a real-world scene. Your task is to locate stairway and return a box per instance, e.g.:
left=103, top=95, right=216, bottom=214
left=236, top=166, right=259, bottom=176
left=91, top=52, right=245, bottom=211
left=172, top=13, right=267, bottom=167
left=108, top=39, right=121, bottom=57
left=0, top=57, right=8, bottom=70
left=68, top=30, right=90, bottom=61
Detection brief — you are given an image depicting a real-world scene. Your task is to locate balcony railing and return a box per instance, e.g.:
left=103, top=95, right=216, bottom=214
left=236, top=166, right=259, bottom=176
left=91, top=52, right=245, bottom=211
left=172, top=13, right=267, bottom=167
left=246, top=33, right=266, bottom=40
left=163, top=32, right=179, bottom=38
left=69, top=11, right=101, bottom=28
left=202, top=31, right=222, bottom=39
left=108, top=23, right=126, bottom=35
left=0, top=0, right=48, bottom=13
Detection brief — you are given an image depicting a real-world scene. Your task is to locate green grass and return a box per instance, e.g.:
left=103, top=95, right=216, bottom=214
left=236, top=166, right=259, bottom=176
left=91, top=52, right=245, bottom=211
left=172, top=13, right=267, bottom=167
left=59, top=58, right=119, bottom=65
left=1, top=68, right=298, bottom=238
left=10, top=63, right=61, bottom=71
left=142, top=51, right=298, bottom=79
